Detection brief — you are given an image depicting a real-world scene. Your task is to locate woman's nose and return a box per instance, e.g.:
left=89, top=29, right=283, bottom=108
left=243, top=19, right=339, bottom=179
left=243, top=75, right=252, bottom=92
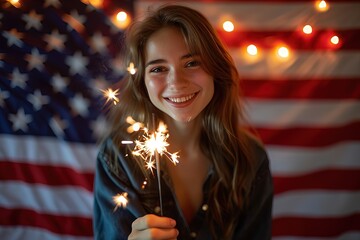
left=167, top=69, right=189, bottom=90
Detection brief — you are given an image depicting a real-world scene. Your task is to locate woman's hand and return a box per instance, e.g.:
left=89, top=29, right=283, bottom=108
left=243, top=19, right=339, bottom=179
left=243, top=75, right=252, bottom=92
left=128, top=214, right=179, bottom=240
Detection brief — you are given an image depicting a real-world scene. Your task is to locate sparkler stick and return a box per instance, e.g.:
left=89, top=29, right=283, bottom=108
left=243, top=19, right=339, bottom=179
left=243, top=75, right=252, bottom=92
left=152, top=114, right=163, bottom=216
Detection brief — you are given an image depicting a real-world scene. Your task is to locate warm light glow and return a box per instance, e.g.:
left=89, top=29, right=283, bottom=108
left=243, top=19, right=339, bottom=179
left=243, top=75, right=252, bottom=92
left=113, top=192, right=128, bottom=211
left=330, top=35, right=339, bottom=45
left=315, top=0, right=329, bottom=12
left=303, top=25, right=313, bottom=34
left=101, top=88, right=119, bottom=105
left=116, top=11, right=127, bottom=22
left=88, top=0, right=103, bottom=8
left=277, top=46, right=289, bottom=58
left=126, top=116, right=144, bottom=133
left=127, top=62, right=137, bottom=75
left=112, top=10, right=131, bottom=29
left=223, top=21, right=235, bottom=32
left=247, top=44, right=258, bottom=56
left=7, top=0, right=21, bottom=8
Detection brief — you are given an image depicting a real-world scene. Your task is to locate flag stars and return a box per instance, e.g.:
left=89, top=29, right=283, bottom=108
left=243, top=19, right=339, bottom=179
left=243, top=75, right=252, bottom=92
left=27, top=90, right=50, bottom=111
left=3, top=28, right=24, bottom=48
left=65, top=51, right=89, bottom=75
left=51, top=73, right=69, bottom=93
left=69, top=93, right=90, bottom=117
left=9, top=108, right=32, bottom=132
left=89, top=32, right=110, bottom=54
left=10, top=68, right=28, bottom=89
left=44, top=30, right=67, bottom=51
left=22, top=10, right=43, bottom=31
left=25, top=48, right=46, bottom=71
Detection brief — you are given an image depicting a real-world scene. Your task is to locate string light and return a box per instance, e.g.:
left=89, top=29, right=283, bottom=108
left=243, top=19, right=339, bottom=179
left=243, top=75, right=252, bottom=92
left=112, top=10, right=131, bottom=29
left=302, top=24, right=313, bottom=35
left=246, top=44, right=258, bottom=56
left=223, top=21, right=235, bottom=32
left=277, top=46, right=290, bottom=59
left=330, top=35, right=339, bottom=45
left=315, top=0, right=329, bottom=12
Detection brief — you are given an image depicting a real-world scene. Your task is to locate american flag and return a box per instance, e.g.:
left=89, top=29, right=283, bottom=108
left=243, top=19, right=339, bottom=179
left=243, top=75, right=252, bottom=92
left=1, top=0, right=359, bottom=240
left=0, top=0, right=130, bottom=239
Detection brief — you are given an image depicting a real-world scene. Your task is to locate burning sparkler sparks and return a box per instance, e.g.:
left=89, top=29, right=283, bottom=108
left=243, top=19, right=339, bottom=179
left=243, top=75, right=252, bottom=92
left=113, top=192, right=128, bottom=211
left=131, top=121, right=179, bottom=172
left=101, top=88, right=119, bottom=105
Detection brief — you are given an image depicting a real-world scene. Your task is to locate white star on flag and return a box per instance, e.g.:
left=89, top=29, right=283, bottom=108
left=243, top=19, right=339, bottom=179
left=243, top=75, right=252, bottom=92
left=49, top=115, right=68, bottom=138
left=25, top=48, right=46, bottom=71
left=65, top=51, right=89, bottom=75
left=44, top=0, right=61, bottom=8
left=22, top=10, right=43, bottom=31
left=9, top=108, right=33, bottom=132
left=44, top=30, right=67, bottom=51
left=51, top=73, right=69, bottom=93
left=89, top=32, right=110, bottom=54
left=27, top=90, right=50, bottom=111
left=0, top=89, right=10, bottom=107
left=3, top=28, right=24, bottom=47
left=10, top=68, right=28, bottom=89
left=70, top=93, right=90, bottom=117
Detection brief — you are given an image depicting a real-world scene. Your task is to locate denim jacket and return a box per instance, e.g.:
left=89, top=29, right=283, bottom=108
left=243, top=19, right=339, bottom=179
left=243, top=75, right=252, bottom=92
left=93, top=135, right=273, bottom=240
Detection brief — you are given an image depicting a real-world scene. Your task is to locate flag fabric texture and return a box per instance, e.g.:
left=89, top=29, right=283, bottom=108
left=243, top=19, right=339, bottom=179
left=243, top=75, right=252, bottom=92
left=1, top=0, right=360, bottom=240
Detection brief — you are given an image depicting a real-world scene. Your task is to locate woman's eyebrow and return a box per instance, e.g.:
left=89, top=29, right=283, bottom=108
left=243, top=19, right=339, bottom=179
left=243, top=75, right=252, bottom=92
left=145, top=59, right=166, bottom=68
left=145, top=53, right=197, bottom=67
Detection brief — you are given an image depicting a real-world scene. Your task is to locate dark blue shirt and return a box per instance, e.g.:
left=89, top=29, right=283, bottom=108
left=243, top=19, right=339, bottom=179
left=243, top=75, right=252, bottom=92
left=93, top=136, right=273, bottom=240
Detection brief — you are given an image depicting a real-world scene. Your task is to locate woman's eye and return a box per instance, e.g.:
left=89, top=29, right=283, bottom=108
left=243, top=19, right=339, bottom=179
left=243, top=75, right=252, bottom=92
left=186, top=60, right=200, bottom=68
left=150, top=66, right=166, bottom=73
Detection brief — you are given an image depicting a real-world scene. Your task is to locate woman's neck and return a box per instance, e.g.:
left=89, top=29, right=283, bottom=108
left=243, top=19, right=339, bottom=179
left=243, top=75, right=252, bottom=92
left=164, top=116, right=202, bottom=155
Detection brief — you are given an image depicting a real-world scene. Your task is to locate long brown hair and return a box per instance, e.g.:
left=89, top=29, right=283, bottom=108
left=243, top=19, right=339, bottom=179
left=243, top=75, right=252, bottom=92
left=107, top=5, right=256, bottom=239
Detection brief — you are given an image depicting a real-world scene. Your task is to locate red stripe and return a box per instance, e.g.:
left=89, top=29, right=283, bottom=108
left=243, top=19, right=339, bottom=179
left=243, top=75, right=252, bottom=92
left=217, top=29, right=360, bottom=50
left=272, top=213, right=360, bottom=237
left=273, top=169, right=360, bottom=195
left=0, top=206, right=93, bottom=236
left=241, top=78, right=360, bottom=99
left=255, top=121, right=360, bottom=147
left=0, top=161, right=94, bottom=192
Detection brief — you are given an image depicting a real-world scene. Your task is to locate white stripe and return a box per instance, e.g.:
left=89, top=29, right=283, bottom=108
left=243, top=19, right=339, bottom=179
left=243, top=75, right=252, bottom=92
left=0, top=181, right=93, bottom=217
left=245, top=99, right=360, bottom=127
left=273, top=232, right=360, bottom=240
left=136, top=1, right=360, bottom=29
left=273, top=190, right=360, bottom=218
left=267, top=142, right=360, bottom=175
left=0, top=135, right=97, bottom=172
left=0, top=226, right=93, bottom=240
left=232, top=50, right=360, bottom=78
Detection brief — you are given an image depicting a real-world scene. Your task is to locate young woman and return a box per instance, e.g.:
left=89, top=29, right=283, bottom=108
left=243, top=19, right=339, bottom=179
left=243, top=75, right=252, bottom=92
left=93, top=5, right=273, bottom=240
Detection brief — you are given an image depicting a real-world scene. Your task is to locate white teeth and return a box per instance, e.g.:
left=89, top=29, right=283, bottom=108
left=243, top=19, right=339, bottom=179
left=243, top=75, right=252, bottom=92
left=168, top=93, right=195, bottom=103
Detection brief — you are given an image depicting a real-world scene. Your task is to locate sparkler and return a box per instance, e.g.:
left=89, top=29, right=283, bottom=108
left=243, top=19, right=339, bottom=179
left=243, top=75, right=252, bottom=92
left=101, top=88, right=119, bottom=105
left=112, top=192, right=128, bottom=211
left=124, top=115, right=179, bottom=215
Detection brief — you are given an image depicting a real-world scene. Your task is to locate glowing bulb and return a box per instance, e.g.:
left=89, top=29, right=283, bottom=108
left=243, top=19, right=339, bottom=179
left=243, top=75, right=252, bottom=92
left=112, top=10, right=131, bottom=29
left=277, top=46, right=289, bottom=58
left=223, top=21, right=234, bottom=32
left=303, top=25, right=313, bottom=34
left=330, top=35, right=339, bottom=45
left=316, top=0, right=329, bottom=12
left=116, top=11, right=127, bottom=22
left=247, top=44, right=258, bottom=56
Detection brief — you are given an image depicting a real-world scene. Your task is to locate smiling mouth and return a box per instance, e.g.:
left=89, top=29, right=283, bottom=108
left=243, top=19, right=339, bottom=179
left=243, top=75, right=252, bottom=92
left=167, top=93, right=197, bottom=103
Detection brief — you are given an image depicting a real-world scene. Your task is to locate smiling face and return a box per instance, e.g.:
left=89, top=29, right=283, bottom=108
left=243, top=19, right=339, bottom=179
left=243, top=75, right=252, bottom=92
left=144, top=27, right=214, bottom=123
